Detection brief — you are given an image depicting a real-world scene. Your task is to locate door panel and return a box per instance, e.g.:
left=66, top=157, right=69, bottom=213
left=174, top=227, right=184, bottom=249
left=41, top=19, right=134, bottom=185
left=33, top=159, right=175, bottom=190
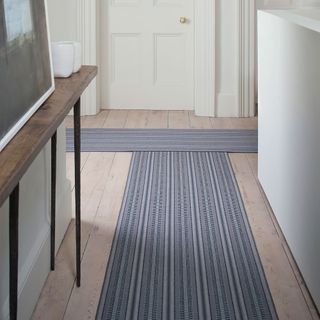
left=154, top=33, right=186, bottom=85
left=111, top=34, right=142, bottom=84
left=101, top=0, right=194, bottom=110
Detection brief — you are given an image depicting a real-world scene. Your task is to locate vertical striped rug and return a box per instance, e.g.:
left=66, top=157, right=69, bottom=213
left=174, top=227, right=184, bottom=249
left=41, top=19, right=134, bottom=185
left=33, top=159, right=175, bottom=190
left=96, top=152, right=278, bottom=320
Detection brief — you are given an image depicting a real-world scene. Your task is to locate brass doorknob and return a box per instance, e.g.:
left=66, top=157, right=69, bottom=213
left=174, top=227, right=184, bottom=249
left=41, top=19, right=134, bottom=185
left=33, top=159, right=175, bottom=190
left=180, top=17, right=187, bottom=24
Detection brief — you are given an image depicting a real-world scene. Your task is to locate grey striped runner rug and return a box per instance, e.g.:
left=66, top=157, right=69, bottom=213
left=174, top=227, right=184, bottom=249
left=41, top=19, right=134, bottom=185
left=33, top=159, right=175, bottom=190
left=66, top=128, right=258, bottom=152
left=96, top=152, right=277, bottom=320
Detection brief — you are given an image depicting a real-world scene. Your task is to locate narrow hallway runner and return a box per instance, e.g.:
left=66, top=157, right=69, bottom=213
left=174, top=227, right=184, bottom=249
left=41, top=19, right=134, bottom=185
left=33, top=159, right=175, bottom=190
left=96, top=152, right=277, bottom=320
left=66, top=128, right=258, bottom=153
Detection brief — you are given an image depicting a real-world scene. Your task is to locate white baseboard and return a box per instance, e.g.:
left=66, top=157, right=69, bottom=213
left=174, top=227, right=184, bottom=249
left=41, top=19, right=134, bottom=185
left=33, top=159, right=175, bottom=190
left=216, top=93, right=239, bottom=117
left=81, top=80, right=100, bottom=116
left=68, top=80, right=100, bottom=117
left=101, top=106, right=194, bottom=111
left=0, top=181, right=71, bottom=320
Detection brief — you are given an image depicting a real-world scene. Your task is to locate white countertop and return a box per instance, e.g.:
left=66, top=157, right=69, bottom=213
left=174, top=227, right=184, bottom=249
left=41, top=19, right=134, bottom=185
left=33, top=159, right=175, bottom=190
left=260, top=8, right=320, bottom=33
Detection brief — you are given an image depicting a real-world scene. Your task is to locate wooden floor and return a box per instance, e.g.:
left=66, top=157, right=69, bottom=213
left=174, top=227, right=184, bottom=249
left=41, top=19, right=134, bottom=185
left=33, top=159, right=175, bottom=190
left=33, top=110, right=319, bottom=320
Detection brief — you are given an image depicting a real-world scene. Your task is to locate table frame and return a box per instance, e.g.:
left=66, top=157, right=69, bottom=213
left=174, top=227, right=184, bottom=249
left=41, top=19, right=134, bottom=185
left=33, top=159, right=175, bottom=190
left=0, top=66, right=97, bottom=320
left=9, top=98, right=81, bottom=320
left=9, top=99, right=81, bottom=320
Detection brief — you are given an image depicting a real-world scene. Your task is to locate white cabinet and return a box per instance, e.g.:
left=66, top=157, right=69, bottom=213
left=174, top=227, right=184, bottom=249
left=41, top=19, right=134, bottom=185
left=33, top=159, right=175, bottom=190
left=258, top=9, right=320, bottom=310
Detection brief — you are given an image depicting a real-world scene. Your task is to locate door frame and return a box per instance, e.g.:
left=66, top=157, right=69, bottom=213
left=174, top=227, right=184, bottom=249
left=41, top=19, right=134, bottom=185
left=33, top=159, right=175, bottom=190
left=194, top=0, right=216, bottom=116
left=77, top=0, right=255, bottom=117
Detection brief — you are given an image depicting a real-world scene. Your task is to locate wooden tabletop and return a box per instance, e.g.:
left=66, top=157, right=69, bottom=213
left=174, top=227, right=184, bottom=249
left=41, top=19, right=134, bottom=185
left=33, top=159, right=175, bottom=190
left=0, top=65, right=97, bottom=207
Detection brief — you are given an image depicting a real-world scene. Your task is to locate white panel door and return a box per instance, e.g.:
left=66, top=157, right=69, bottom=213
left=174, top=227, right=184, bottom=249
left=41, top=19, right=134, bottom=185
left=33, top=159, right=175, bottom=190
left=101, top=0, right=194, bottom=110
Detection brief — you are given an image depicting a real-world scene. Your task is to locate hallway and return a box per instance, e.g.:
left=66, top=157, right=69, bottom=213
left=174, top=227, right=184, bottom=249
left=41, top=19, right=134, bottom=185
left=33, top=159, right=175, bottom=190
left=31, top=111, right=318, bottom=320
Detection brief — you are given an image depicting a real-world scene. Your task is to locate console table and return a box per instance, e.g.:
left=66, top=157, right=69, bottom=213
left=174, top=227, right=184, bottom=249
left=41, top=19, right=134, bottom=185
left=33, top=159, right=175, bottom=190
left=0, top=66, right=97, bottom=320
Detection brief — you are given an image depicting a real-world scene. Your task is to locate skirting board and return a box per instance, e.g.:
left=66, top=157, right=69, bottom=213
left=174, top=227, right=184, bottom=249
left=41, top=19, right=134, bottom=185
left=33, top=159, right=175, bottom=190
left=68, top=79, right=99, bottom=116
left=216, top=93, right=239, bottom=117
left=101, top=94, right=240, bottom=116
left=81, top=79, right=99, bottom=116
left=0, top=181, right=71, bottom=320
left=101, top=105, right=194, bottom=111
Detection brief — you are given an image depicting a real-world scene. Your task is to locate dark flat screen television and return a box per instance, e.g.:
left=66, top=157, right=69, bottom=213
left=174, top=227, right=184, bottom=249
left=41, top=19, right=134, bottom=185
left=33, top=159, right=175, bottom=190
left=0, top=0, right=54, bottom=151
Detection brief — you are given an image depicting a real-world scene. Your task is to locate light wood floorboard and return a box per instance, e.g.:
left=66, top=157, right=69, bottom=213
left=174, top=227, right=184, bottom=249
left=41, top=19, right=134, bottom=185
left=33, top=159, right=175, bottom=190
left=230, top=154, right=316, bottom=320
left=229, top=117, right=258, bottom=130
left=124, top=110, right=150, bottom=128
left=168, top=110, right=190, bottom=128
left=102, top=110, right=128, bottom=128
left=63, top=153, right=131, bottom=320
left=145, top=110, right=169, bottom=128
left=73, top=110, right=259, bottom=130
left=32, top=110, right=318, bottom=320
left=210, top=117, right=234, bottom=129
left=188, top=111, right=212, bottom=129
left=81, top=111, right=110, bottom=128
left=245, top=153, right=319, bottom=320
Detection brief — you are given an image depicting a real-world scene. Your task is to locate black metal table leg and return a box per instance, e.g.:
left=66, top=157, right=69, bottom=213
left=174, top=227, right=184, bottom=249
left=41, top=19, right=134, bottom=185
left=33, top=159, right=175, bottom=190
left=51, top=131, right=57, bottom=271
left=73, top=98, right=81, bottom=287
left=9, top=184, right=19, bottom=320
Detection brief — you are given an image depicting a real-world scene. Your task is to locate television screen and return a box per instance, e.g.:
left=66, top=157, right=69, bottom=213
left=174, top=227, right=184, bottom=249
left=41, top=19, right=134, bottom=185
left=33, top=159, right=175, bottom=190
left=0, top=0, right=54, bottom=151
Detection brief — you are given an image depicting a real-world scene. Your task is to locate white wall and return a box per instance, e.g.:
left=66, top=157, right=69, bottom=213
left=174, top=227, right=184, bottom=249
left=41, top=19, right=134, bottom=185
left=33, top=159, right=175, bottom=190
left=47, top=0, right=100, bottom=116
left=0, top=4, right=74, bottom=319
left=0, top=125, right=71, bottom=320
left=47, top=0, right=78, bottom=41
left=47, top=0, right=320, bottom=117
left=258, top=10, right=320, bottom=310
left=46, top=0, right=255, bottom=117
left=215, top=0, right=239, bottom=117
left=192, top=0, right=256, bottom=117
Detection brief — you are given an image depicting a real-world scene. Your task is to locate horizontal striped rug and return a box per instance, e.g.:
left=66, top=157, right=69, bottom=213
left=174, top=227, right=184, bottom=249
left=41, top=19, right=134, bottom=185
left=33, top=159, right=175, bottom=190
left=96, top=152, right=277, bottom=320
left=66, top=128, right=258, bottom=152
